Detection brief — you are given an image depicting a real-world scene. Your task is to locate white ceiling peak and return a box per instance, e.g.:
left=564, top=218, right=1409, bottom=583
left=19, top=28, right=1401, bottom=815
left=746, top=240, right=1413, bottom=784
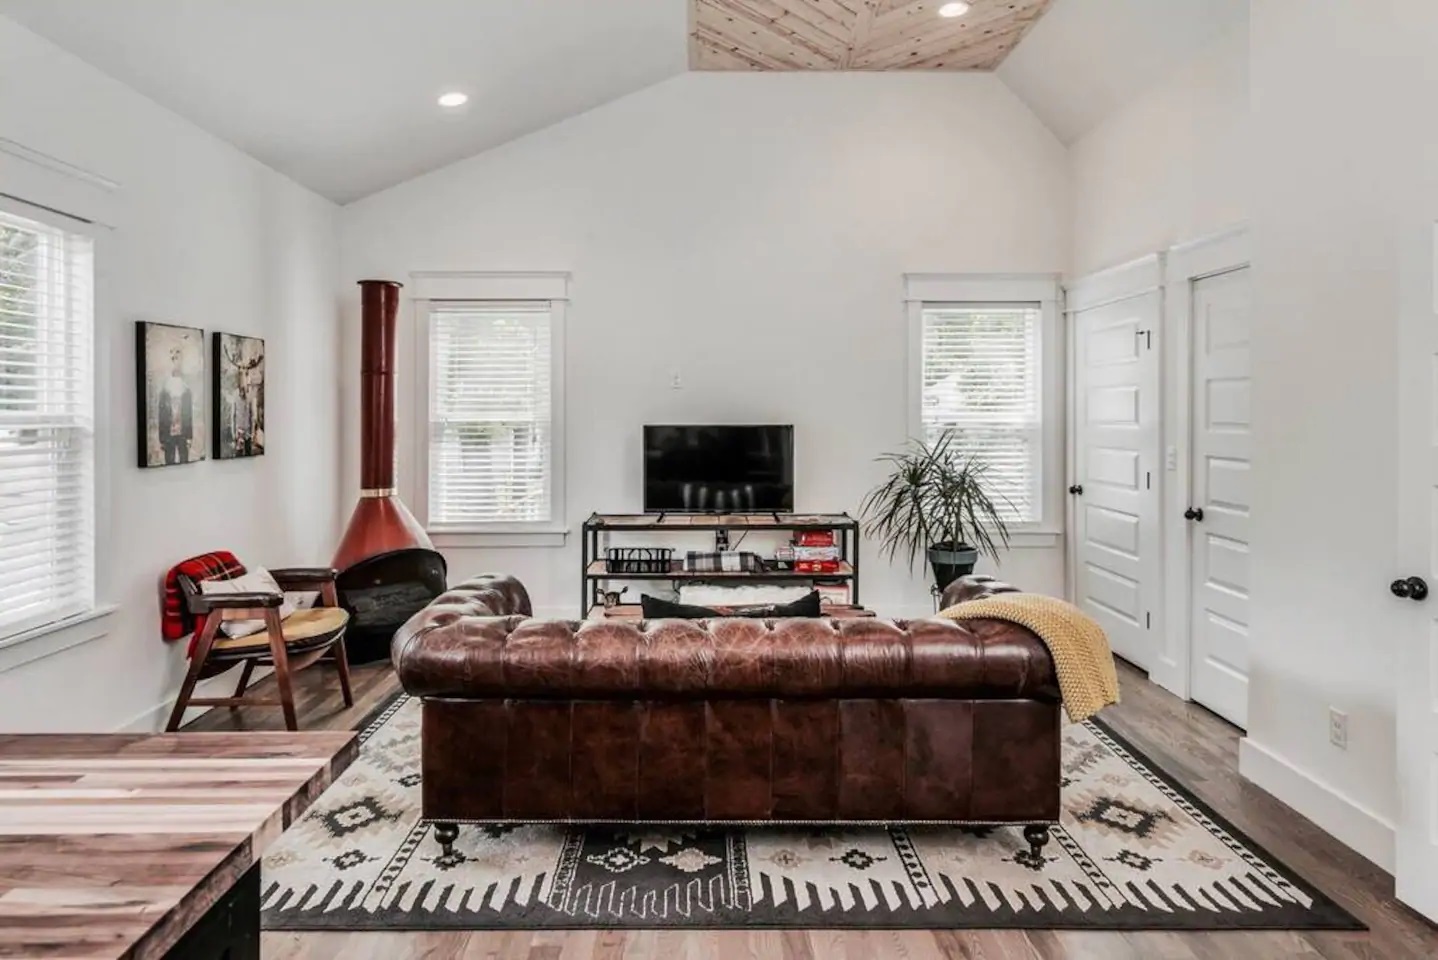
left=997, top=0, right=1248, bottom=144
left=0, top=0, right=688, bottom=203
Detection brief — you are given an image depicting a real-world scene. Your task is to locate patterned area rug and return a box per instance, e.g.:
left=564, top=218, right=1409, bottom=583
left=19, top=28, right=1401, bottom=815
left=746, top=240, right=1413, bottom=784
left=261, top=695, right=1360, bottom=931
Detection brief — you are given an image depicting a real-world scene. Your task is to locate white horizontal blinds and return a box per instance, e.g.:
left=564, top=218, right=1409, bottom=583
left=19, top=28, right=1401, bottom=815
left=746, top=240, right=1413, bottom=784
left=0, top=208, right=95, bottom=637
left=920, top=303, right=1041, bottom=523
left=428, top=302, right=553, bottom=526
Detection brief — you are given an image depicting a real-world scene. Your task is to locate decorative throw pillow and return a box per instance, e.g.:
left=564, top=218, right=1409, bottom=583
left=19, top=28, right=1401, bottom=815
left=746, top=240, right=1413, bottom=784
left=198, top=566, right=295, bottom=638
left=639, top=595, right=725, bottom=619
left=737, top=590, right=822, bottom=618
left=640, top=590, right=822, bottom=620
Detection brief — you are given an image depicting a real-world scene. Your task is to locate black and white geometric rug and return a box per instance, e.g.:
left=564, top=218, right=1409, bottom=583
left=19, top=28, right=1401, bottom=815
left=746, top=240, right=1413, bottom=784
left=261, top=695, right=1361, bottom=931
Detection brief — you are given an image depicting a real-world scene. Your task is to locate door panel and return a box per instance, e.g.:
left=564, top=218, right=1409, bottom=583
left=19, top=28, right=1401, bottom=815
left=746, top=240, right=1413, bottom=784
left=1073, top=293, right=1161, bottom=669
left=1189, top=267, right=1253, bottom=728
left=1394, top=222, right=1438, bottom=920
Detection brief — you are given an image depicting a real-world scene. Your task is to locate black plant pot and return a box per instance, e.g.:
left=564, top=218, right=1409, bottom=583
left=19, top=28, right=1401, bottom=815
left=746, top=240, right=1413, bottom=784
left=928, top=543, right=979, bottom=592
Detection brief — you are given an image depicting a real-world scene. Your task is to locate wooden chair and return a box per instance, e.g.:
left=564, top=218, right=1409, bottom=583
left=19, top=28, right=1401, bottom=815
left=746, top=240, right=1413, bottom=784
left=164, top=567, right=353, bottom=732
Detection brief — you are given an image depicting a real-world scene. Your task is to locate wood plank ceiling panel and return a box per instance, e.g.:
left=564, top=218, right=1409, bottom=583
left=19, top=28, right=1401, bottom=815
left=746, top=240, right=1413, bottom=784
left=691, top=0, right=1054, bottom=71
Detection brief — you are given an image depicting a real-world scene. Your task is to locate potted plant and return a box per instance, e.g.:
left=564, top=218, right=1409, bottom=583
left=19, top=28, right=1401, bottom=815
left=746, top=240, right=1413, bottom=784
left=860, top=430, right=1013, bottom=591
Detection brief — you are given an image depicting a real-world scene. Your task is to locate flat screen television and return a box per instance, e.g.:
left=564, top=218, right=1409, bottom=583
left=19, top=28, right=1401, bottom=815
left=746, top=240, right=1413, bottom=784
left=643, top=425, right=794, bottom=513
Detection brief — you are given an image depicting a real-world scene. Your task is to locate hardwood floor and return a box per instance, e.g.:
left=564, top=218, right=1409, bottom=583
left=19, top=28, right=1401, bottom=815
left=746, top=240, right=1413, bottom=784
left=189, top=659, right=1438, bottom=959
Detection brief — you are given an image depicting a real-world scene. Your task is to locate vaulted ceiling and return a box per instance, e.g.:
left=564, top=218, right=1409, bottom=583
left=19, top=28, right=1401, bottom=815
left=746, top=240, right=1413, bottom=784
left=690, top=0, right=1054, bottom=71
left=0, top=0, right=1247, bottom=203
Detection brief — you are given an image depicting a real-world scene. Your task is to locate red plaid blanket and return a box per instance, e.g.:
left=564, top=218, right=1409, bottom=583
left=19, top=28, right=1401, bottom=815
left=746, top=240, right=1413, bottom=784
left=160, top=551, right=246, bottom=643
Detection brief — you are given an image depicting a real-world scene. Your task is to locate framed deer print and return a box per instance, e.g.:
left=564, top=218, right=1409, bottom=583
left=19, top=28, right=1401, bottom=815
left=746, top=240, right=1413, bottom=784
left=212, top=332, right=265, bottom=459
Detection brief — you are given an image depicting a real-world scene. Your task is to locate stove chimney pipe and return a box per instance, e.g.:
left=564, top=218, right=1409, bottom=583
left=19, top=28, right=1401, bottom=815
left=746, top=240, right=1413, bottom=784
left=332, top=279, right=432, bottom=570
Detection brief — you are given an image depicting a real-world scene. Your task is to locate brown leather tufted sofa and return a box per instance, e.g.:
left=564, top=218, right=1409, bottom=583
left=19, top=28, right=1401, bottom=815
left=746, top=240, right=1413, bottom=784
left=392, top=574, right=1060, bottom=859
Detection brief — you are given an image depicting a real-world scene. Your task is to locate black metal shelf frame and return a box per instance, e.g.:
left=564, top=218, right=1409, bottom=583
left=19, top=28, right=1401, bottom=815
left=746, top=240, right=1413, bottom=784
left=579, top=512, right=860, bottom=617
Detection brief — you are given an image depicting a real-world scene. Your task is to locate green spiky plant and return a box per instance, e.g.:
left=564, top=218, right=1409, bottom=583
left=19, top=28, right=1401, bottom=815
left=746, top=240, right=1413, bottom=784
left=860, top=430, right=1013, bottom=588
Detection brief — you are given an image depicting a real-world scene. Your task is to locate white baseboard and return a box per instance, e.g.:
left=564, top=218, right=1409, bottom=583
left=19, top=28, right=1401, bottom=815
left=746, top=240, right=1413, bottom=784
left=114, top=664, right=275, bottom=733
left=1239, top=736, right=1395, bottom=872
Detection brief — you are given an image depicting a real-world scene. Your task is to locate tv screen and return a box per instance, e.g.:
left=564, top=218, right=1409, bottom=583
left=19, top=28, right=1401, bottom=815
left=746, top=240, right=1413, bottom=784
left=643, top=425, right=794, bottom=513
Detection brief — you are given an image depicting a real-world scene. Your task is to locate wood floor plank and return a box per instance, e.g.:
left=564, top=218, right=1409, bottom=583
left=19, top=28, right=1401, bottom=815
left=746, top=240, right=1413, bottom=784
left=205, top=659, right=1438, bottom=958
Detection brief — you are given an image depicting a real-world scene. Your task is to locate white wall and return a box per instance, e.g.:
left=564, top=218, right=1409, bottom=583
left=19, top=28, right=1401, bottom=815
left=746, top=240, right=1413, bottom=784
left=0, top=17, right=341, bottom=732
left=341, top=72, right=1070, bottom=617
left=1065, top=18, right=1251, bottom=697
left=1238, top=0, right=1438, bottom=872
left=1062, top=0, right=1418, bottom=871
left=1069, top=21, right=1249, bottom=276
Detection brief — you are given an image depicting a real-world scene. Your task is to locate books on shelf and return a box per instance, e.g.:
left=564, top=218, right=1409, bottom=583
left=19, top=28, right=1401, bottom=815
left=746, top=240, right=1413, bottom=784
left=793, top=545, right=841, bottom=561
left=789, top=529, right=840, bottom=571
left=794, top=559, right=843, bottom=574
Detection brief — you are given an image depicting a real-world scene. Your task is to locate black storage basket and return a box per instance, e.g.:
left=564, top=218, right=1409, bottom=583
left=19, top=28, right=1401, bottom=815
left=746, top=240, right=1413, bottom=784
left=605, top=546, right=674, bottom=574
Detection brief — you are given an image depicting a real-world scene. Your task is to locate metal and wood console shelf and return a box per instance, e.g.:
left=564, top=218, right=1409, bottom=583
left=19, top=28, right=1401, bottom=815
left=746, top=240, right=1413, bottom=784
left=580, top=512, right=860, bottom=618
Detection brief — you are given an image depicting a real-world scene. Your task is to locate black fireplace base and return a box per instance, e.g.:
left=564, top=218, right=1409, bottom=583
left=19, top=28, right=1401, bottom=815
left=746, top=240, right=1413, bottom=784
left=336, top=548, right=447, bottom=664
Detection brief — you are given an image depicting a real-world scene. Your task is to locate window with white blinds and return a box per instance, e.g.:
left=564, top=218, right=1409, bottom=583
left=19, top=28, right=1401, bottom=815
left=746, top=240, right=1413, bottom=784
left=0, top=208, right=95, bottom=639
left=426, top=301, right=557, bottom=528
left=919, top=303, right=1042, bottom=523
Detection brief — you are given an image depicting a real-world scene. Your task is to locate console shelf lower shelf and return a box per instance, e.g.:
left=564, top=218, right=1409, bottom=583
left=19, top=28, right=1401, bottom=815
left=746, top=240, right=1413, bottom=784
left=587, top=603, right=875, bottom=622
left=585, top=560, right=854, bottom=580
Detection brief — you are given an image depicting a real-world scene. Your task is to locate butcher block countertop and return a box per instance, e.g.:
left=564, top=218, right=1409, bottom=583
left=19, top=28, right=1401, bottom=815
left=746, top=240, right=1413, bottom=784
left=0, top=730, right=356, bottom=959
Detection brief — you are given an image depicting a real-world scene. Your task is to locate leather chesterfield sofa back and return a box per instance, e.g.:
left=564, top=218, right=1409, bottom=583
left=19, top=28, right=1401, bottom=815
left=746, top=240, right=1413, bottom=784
left=391, top=573, right=1062, bottom=829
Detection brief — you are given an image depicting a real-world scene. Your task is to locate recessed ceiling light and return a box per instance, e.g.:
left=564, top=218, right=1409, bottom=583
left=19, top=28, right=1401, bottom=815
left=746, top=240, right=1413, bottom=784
left=437, top=91, right=468, bottom=108
left=938, top=1, right=970, bottom=16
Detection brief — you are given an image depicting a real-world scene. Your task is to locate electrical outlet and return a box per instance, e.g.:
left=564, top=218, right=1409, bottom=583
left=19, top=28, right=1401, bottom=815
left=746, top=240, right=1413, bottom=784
left=1329, top=708, right=1349, bottom=749
left=1165, top=445, right=1178, bottom=471
left=669, top=371, right=682, bottom=390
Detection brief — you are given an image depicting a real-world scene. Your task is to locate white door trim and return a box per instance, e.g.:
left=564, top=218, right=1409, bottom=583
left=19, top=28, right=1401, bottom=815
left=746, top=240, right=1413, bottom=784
left=1066, top=254, right=1165, bottom=314
left=1153, top=225, right=1252, bottom=700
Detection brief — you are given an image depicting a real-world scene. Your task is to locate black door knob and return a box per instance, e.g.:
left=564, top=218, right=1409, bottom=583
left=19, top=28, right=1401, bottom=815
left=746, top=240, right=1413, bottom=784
left=1391, top=576, right=1430, bottom=601
left=1068, top=484, right=1083, bottom=495
left=1184, top=507, right=1204, bottom=521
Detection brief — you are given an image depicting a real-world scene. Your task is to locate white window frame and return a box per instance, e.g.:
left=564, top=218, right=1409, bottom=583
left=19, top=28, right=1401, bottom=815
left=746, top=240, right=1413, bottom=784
left=411, top=271, right=567, bottom=548
left=904, top=273, right=1063, bottom=545
left=0, top=196, right=107, bottom=646
left=0, top=141, right=118, bottom=660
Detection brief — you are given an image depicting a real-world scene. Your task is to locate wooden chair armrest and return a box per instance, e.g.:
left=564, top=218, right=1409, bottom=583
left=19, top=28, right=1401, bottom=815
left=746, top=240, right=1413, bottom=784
left=271, top=568, right=338, bottom=590
left=188, top=592, right=284, bottom=615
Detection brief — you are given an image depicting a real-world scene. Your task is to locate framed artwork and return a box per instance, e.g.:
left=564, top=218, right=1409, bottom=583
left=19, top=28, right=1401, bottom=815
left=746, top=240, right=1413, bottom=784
left=136, top=321, right=207, bottom=468
left=212, top=332, right=265, bottom=459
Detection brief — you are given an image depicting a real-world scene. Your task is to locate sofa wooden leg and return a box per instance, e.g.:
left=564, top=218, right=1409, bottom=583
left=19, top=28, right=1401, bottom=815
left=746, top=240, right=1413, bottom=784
left=1023, top=824, right=1051, bottom=860
left=434, top=822, right=459, bottom=857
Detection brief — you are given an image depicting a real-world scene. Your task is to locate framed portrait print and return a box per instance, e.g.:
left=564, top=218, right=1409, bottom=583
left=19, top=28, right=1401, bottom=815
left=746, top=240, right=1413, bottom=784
left=136, top=321, right=206, bottom=468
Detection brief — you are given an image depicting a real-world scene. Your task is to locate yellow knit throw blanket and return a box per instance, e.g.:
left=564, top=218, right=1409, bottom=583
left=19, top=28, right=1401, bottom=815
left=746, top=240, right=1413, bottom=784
left=936, top=594, right=1120, bottom=722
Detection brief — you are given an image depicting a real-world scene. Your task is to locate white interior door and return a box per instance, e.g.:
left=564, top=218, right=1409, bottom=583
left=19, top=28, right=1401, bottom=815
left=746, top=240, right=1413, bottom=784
left=1186, top=267, right=1253, bottom=729
left=1394, top=223, right=1438, bottom=920
left=1072, top=293, right=1161, bottom=669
